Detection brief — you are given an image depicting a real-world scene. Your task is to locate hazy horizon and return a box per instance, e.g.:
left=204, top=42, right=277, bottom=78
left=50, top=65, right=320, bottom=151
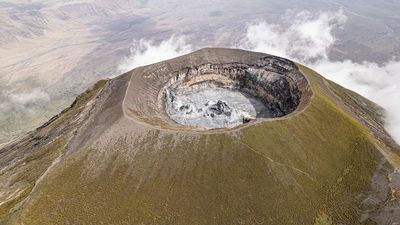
left=1, top=0, right=400, bottom=144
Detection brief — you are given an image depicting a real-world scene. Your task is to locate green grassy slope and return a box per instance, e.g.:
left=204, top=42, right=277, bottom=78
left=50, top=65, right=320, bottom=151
left=2, top=65, right=395, bottom=225
left=0, top=80, right=109, bottom=223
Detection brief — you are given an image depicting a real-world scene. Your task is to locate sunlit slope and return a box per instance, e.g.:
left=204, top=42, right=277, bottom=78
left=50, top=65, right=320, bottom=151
left=1, top=53, right=399, bottom=224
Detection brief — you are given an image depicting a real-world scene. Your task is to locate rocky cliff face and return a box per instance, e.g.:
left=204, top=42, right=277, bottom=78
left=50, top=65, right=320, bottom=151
left=0, top=48, right=399, bottom=225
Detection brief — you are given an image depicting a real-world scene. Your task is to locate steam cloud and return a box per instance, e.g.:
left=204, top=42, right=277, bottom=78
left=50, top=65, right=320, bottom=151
left=239, top=10, right=347, bottom=62
left=117, top=35, right=192, bottom=74
left=236, top=10, right=400, bottom=143
left=0, top=89, right=50, bottom=113
left=0, top=88, right=51, bottom=139
left=118, top=10, right=400, bottom=143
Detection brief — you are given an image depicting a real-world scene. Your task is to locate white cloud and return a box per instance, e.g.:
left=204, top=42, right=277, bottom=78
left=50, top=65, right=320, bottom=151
left=8, top=89, right=50, bottom=106
left=239, top=10, right=346, bottom=62
left=239, top=10, right=400, bottom=143
left=117, top=35, right=192, bottom=74
left=0, top=88, right=50, bottom=113
left=0, top=88, right=51, bottom=139
left=315, top=60, right=400, bottom=143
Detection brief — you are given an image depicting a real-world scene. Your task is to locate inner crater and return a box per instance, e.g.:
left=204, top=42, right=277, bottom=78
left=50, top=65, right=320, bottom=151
left=163, top=59, right=308, bottom=129
left=166, top=87, right=269, bottom=129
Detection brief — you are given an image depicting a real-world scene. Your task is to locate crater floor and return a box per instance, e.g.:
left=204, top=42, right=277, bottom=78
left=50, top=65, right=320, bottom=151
left=166, top=87, right=271, bottom=129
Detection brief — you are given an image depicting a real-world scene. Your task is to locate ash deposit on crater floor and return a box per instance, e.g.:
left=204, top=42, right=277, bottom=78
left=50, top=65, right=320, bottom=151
left=166, top=88, right=269, bottom=129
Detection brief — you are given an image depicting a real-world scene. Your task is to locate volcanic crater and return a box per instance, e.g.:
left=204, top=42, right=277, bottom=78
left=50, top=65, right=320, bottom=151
left=124, top=48, right=313, bottom=130
left=3, top=48, right=400, bottom=224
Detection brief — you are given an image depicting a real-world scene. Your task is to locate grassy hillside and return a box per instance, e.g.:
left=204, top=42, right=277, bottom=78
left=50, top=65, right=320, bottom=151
left=1, top=64, right=396, bottom=225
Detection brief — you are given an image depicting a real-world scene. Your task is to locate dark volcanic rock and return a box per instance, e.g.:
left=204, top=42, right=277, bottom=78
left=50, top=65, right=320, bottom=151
left=209, top=100, right=231, bottom=115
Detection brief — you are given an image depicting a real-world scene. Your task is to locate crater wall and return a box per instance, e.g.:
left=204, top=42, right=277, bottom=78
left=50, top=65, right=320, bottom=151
left=123, top=48, right=312, bottom=131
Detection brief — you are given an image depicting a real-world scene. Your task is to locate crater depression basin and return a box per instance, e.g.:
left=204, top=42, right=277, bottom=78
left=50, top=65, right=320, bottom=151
left=166, top=87, right=270, bottom=129
left=123, top=48, right=312, bottom=131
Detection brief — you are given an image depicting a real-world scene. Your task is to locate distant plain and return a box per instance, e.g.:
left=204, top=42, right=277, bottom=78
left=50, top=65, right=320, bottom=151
left=1, top=0, right=400, bottom=144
